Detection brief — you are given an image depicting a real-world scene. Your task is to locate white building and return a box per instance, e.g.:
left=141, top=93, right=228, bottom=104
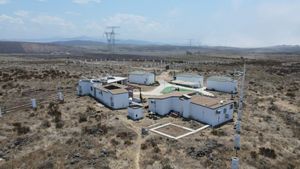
left=128, top=71, right=155, bottom=85
left=128, top=104, right=144, bottom=120
left=148, top=92, right=234, bottom=127
left=206, top=76, right=238, bottom=93
left=172, top=73, right=204, bottom=88
left=77, top=76, right=127, bottom=96
left=93, top=83, right=129, bottom=109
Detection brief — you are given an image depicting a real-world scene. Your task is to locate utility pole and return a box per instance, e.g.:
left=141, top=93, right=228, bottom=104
left=238, top=59, right=246, bottom=121
left=231, top=58, right=246, bottom=169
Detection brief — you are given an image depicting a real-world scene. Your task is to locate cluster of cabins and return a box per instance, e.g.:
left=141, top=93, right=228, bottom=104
left=173, top=73, right=238, bottom=94
left=77, top=72, right=237, bottom=127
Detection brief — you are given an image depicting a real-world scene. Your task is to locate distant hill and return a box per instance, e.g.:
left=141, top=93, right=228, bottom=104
left=0, top=41, right=85, bottom=54
left=52, top=40, right=106, bottom=46
left=1, top=40, right=300, bottom=57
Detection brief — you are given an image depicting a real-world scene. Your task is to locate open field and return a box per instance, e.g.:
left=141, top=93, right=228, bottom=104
left=0, top=53, right=299, bottom=169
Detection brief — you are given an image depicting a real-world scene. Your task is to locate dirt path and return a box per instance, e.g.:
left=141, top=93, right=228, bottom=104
left=118, top=116, right=142, bottom=169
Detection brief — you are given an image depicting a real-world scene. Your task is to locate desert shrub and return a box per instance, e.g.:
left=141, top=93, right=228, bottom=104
left=162, top=158, right=174, bottom=169
left=141, top=143, right=147, bottom=150
left=286, top=92, right=296, bottom=98
left=86, top=106, right=96, bottom=114
left=110, top=138, right=119, bottom=146
left=41, top=120, right=51, bottom=128
left=13, top=122, right=30, bottom=135
left=37, top=160, right=54, bottom=169
left=250, top=151, right=257, bottom=159
left=211, top=129, right=226, bottom=136
left=48, top=102, right=63, bottom=128
left=153, top=146, right=161, bottom=153
left=259, top=147, right=277, bottom=159
left=48, top=102, right=61, bottom=119
left=82, top=124, right=108, bottom=135
left=79, top=113, right=87, bottom=123
left=124, top=140, right=133, bottom=145
left=55, top=121, right=64, bottom=129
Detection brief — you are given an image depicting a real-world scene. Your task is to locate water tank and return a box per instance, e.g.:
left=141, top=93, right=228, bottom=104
left=234, top=134, right=241, bottom=150
left=231, top=157, right=239, bottom=169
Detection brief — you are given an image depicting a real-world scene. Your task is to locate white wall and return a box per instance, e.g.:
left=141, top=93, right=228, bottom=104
left=189, top=103, right=234, bottom=126
left=148, top=98, right=170, bottom=115
left=113, top=93, right=129, bottom=109
left=128, top=107, right=144, bottom=120
left=129, top=74, right=155, bottom=85
left=207, top=80, right=238, bottom=93
left=95, top=88, right=129, bottom=109
left=176, top=75, right=204, bottom=88
left=148, top=97, right=234, bottom=127
left=78, top=81, right=93, bottom=96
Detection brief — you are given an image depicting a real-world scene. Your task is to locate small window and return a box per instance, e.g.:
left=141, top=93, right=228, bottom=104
left=223, top=108, right=227, bottom=114
left=90, top=87, right=93, bottom=91
left=216, top=110, right=221, bottom=114
left=225, top=114, right=229, bottom=118
left=230, top=104, right=233, bottom=109
left=151, top=100, right=155, bottom=104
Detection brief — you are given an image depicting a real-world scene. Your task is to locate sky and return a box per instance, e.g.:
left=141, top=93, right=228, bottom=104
left=0, top=0, right=300, bottom=47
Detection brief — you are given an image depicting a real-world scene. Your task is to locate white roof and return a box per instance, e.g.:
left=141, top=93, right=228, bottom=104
left=207, top=76, right=235, bottom=82
left=130, top=71, right=153, bottom=76
left=79, top=76, right=127, bottom=84
left=101, top=76, right=127, bottom=83
left=176, top=73, right=202, bottom=78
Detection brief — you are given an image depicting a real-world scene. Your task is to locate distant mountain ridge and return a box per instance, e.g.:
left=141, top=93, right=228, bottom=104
left=1, top=40, right=300, bottom=55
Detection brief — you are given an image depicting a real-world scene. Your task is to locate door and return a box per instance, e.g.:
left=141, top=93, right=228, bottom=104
left=78, top=86, right=82, bottom=95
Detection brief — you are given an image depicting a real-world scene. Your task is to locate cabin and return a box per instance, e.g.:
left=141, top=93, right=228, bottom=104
left=128, top=71, right=155, bottom=85
left=206, top=76, right=238, bottom=93
left=128, top=104, right=144, bottom=120
left=77, top=76, right=127, bottom=96
left=172, top=73, right=204, bottom=88
left=93, top=83, right=129, bottom=109
left=148, top=92, right=234, bottom=127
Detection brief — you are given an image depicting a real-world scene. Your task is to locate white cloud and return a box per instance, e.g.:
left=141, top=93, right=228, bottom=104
left=72, top=0, right=101, bottom=4
left=103, top=13, right=162, bottom=32
left=31, top=15, right=74, bottom=29
left=0, top=14, right=23, bottom=24
left=167, top=8, right=182, bottom=17
left=14, top=10, right=29, bottom=17
left=0, top=0, right=9, bottom=5
left=65, top=11, right=81, bottom=16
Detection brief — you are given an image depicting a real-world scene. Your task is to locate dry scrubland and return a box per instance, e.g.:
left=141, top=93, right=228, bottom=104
left=0, top=54, right=299, bottom=169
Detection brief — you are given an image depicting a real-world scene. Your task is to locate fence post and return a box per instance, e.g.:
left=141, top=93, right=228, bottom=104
left=31, top=99, right=37, bottom=110
left=231, top=157, right=239, bottom=169
left=58, top=91, right=64, bottom=103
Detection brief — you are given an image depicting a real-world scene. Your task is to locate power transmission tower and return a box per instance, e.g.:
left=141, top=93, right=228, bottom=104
left=186, top=39, right=194, bottom=55
left=104, top=26, right=120, bottom=53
